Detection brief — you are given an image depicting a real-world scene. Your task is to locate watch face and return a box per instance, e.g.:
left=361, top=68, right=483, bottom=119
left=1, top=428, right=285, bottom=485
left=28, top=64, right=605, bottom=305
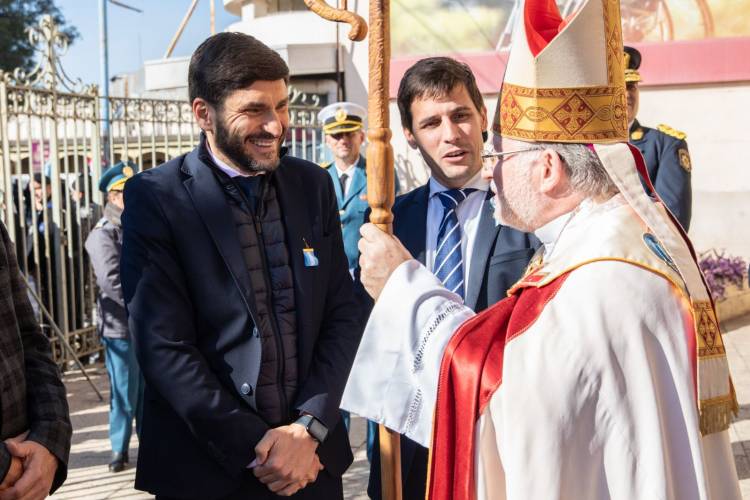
left=308, top=418, right=328, bottom=443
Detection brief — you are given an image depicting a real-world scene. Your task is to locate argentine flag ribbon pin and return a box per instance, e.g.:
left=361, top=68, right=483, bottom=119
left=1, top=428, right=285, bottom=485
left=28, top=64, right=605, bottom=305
left=302, top=239, right=319, bottom=267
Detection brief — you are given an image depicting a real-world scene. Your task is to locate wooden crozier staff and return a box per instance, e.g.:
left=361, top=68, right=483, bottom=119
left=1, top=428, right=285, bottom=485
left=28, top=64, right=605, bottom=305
left=304, top=1, right=400, bottom=499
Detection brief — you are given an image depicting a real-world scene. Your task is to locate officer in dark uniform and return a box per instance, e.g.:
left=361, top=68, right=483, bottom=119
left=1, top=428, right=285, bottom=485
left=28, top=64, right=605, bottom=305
left=625, top=45, right=693, bottom=230
left=84, top=161, right=144, bottom=473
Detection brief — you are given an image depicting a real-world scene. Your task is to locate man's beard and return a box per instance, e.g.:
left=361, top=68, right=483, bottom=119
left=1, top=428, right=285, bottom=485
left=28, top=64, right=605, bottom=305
left=214, top=117, right=283, bottom=174
left=491, top=168, right=539, bottom=232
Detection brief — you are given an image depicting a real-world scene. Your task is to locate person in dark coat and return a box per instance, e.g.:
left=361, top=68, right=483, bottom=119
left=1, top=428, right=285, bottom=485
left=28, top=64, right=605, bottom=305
left=0, top=218, right=72, bottom=499
left=85, top=161, right=144, bottom=473
left=625, top=46, right=692, bottom=230
left=120, top=32, right=360, bottom=500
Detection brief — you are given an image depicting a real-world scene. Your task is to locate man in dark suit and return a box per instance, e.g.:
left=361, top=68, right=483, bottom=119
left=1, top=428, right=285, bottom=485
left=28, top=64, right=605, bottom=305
left=0, top=220, right=71, bottom=500
left=625, top=46, right=692, bottom=230
left=120, top=33, right=360, bottom=500
left=366, top=57, right=538, bottom=500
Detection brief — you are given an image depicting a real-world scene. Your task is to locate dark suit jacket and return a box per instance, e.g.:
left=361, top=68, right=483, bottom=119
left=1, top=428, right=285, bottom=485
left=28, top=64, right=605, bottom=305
left=120, top=144, right=361, bottom=499
left=0, top=221, right=71, bottom=493
left=367, top=185, right=539, bottom=500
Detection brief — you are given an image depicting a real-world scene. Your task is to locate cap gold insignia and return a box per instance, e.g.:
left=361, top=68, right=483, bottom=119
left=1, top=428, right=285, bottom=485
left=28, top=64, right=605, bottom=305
left=123, top=166, right=134, bottom=177
left=335, top=108, right=347, bottom=123
left=678, top=149, right=692, bottom=172
left=623, top=52, right=631, bottom=68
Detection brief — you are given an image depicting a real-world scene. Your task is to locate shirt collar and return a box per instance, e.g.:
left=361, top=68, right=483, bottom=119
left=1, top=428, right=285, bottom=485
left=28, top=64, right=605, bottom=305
left=533, top=210, right=574, bottom=254
left=534, top=198, right=605, bottom=255
left=335, top=159, right=358, bottom=178
left=428, top=169, right=489, bottom=198
left=206, top=141, right=257, bottom=178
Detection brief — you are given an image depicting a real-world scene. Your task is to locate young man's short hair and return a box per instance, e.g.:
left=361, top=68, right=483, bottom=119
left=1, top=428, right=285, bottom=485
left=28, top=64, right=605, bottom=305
left=397, top=57, right=485, bottom=132
left=188, top=32, right=289, bottom=108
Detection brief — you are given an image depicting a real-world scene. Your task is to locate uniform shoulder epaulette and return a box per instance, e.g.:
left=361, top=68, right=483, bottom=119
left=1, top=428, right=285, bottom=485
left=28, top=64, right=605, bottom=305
left=630, top=126, right=645, bottom=141
left=320, top=161, right=332, bottom=169
left=657, top=124, right=687, bottom=140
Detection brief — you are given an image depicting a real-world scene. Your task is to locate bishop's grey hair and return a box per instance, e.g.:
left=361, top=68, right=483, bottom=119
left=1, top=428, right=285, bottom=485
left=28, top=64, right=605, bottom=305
left=533, top=142, right=619, bottom=198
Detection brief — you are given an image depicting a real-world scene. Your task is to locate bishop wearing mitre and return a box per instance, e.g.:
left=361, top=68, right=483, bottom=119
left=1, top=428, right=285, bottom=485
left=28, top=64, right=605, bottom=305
left=342, top=0, right=742, bottom=498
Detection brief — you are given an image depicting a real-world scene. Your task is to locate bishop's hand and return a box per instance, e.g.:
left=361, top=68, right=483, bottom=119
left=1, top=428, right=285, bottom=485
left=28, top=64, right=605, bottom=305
left=358, top=223, right=413, bottom=300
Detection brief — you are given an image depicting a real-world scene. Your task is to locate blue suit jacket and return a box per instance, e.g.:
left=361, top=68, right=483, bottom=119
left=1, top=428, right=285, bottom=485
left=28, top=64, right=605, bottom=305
left=630, top=119, right=692, bottom=230
left=366, top=184, right=539, bottom=500
left=325, top=156, right=400, bottom=269
left=120, top=140, right=360, bottom=499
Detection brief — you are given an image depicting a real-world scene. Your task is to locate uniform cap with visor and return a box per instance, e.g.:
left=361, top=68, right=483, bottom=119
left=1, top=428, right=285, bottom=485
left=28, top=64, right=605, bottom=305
left=318, top=102, right=367, bottom=135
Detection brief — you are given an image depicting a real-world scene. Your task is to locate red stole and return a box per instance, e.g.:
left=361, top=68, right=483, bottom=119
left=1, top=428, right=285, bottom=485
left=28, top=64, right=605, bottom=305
left=427, top=273, right=570, bottom=500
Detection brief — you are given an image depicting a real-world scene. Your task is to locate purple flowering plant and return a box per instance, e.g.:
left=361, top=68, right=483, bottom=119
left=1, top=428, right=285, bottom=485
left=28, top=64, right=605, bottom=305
left=698, top=250, right=748, bottom=301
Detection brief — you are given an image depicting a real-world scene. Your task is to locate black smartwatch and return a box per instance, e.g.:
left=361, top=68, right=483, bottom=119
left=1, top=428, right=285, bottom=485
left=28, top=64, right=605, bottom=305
left=295, top=414, right=328, bottom=444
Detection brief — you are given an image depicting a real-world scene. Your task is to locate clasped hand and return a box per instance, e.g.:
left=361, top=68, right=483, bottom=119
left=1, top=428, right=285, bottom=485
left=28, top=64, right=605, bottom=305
left=253, top=423, right=323, bottom=497
left=0, top=432, right=58, bottom=500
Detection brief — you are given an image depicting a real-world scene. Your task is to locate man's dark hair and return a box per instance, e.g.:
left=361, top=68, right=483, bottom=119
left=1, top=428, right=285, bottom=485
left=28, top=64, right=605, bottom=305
left=188, top=32, right=289, bottom=108
left=397, top=57, right=485, bottom=132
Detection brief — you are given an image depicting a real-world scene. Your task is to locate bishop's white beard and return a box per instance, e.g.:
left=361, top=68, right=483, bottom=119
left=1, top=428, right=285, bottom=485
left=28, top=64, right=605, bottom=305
left=491, top=167, right=540, bottom=233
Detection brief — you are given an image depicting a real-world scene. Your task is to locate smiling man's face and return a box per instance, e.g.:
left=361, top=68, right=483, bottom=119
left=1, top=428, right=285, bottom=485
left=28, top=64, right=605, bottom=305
left=404, top=84, right=487, bottom=189
left=212, top=79, right=290, bottom=174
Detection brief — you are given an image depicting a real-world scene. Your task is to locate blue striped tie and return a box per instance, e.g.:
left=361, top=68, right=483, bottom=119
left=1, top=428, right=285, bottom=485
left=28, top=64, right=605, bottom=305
left=434, top=188, right=476, bottom=299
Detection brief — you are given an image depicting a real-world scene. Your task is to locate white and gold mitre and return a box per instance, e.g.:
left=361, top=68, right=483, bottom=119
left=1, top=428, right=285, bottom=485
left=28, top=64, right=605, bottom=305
left=495, top=0, right=628, bottom=143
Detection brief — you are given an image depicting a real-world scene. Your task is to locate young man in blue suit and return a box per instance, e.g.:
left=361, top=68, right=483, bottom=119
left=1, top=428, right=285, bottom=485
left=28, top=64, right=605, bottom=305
left=365, top=57, right=539, bottom=500
left=120, top=33, right=360, bottom=499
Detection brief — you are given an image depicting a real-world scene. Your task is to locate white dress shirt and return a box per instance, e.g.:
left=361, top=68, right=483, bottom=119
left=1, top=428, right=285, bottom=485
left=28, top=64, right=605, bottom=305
left=425, top=170, right=489, bottom=291
left=335, top=163, right=356, bottom=197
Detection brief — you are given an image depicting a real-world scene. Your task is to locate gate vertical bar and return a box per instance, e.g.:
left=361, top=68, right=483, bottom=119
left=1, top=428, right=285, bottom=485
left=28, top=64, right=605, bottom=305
left=47, top=90, right=71, bottom=347
left=91, top=88, right=103, bottom=207
left=0, top=82, right=14, bottom=239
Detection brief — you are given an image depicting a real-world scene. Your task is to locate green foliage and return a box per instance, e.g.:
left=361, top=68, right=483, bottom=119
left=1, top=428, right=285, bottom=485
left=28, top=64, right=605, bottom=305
left=0, top=0, right=79, bottom=73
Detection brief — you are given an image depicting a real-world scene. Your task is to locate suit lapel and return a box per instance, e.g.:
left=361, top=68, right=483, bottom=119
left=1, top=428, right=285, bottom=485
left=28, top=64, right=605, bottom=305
left=327, top=166, right=345, bottom=207
left=464, top=193, right=500, bottom=309
left=181, top=150, right=253, bottom=314
left=395, top=185, right=429, bottom=265
left=341, top=158, right=366, bottom=208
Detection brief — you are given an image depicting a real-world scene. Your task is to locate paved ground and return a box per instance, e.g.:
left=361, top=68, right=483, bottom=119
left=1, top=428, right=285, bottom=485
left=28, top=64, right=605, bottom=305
left=725, top=313, right=750, bottom=499
left=50, top=370, right=369, bottom=499
left=51, top=314, right=750, bottom=499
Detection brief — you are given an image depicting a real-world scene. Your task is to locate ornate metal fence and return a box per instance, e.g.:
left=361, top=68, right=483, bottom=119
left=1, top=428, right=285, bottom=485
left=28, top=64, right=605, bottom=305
left=0, top=16, right=323, bottom=367
left=0, top=16, right=102, bottom=366
left=288, top=87, right=326, bottom=163
left=108, top=98, right=200, bottom=170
